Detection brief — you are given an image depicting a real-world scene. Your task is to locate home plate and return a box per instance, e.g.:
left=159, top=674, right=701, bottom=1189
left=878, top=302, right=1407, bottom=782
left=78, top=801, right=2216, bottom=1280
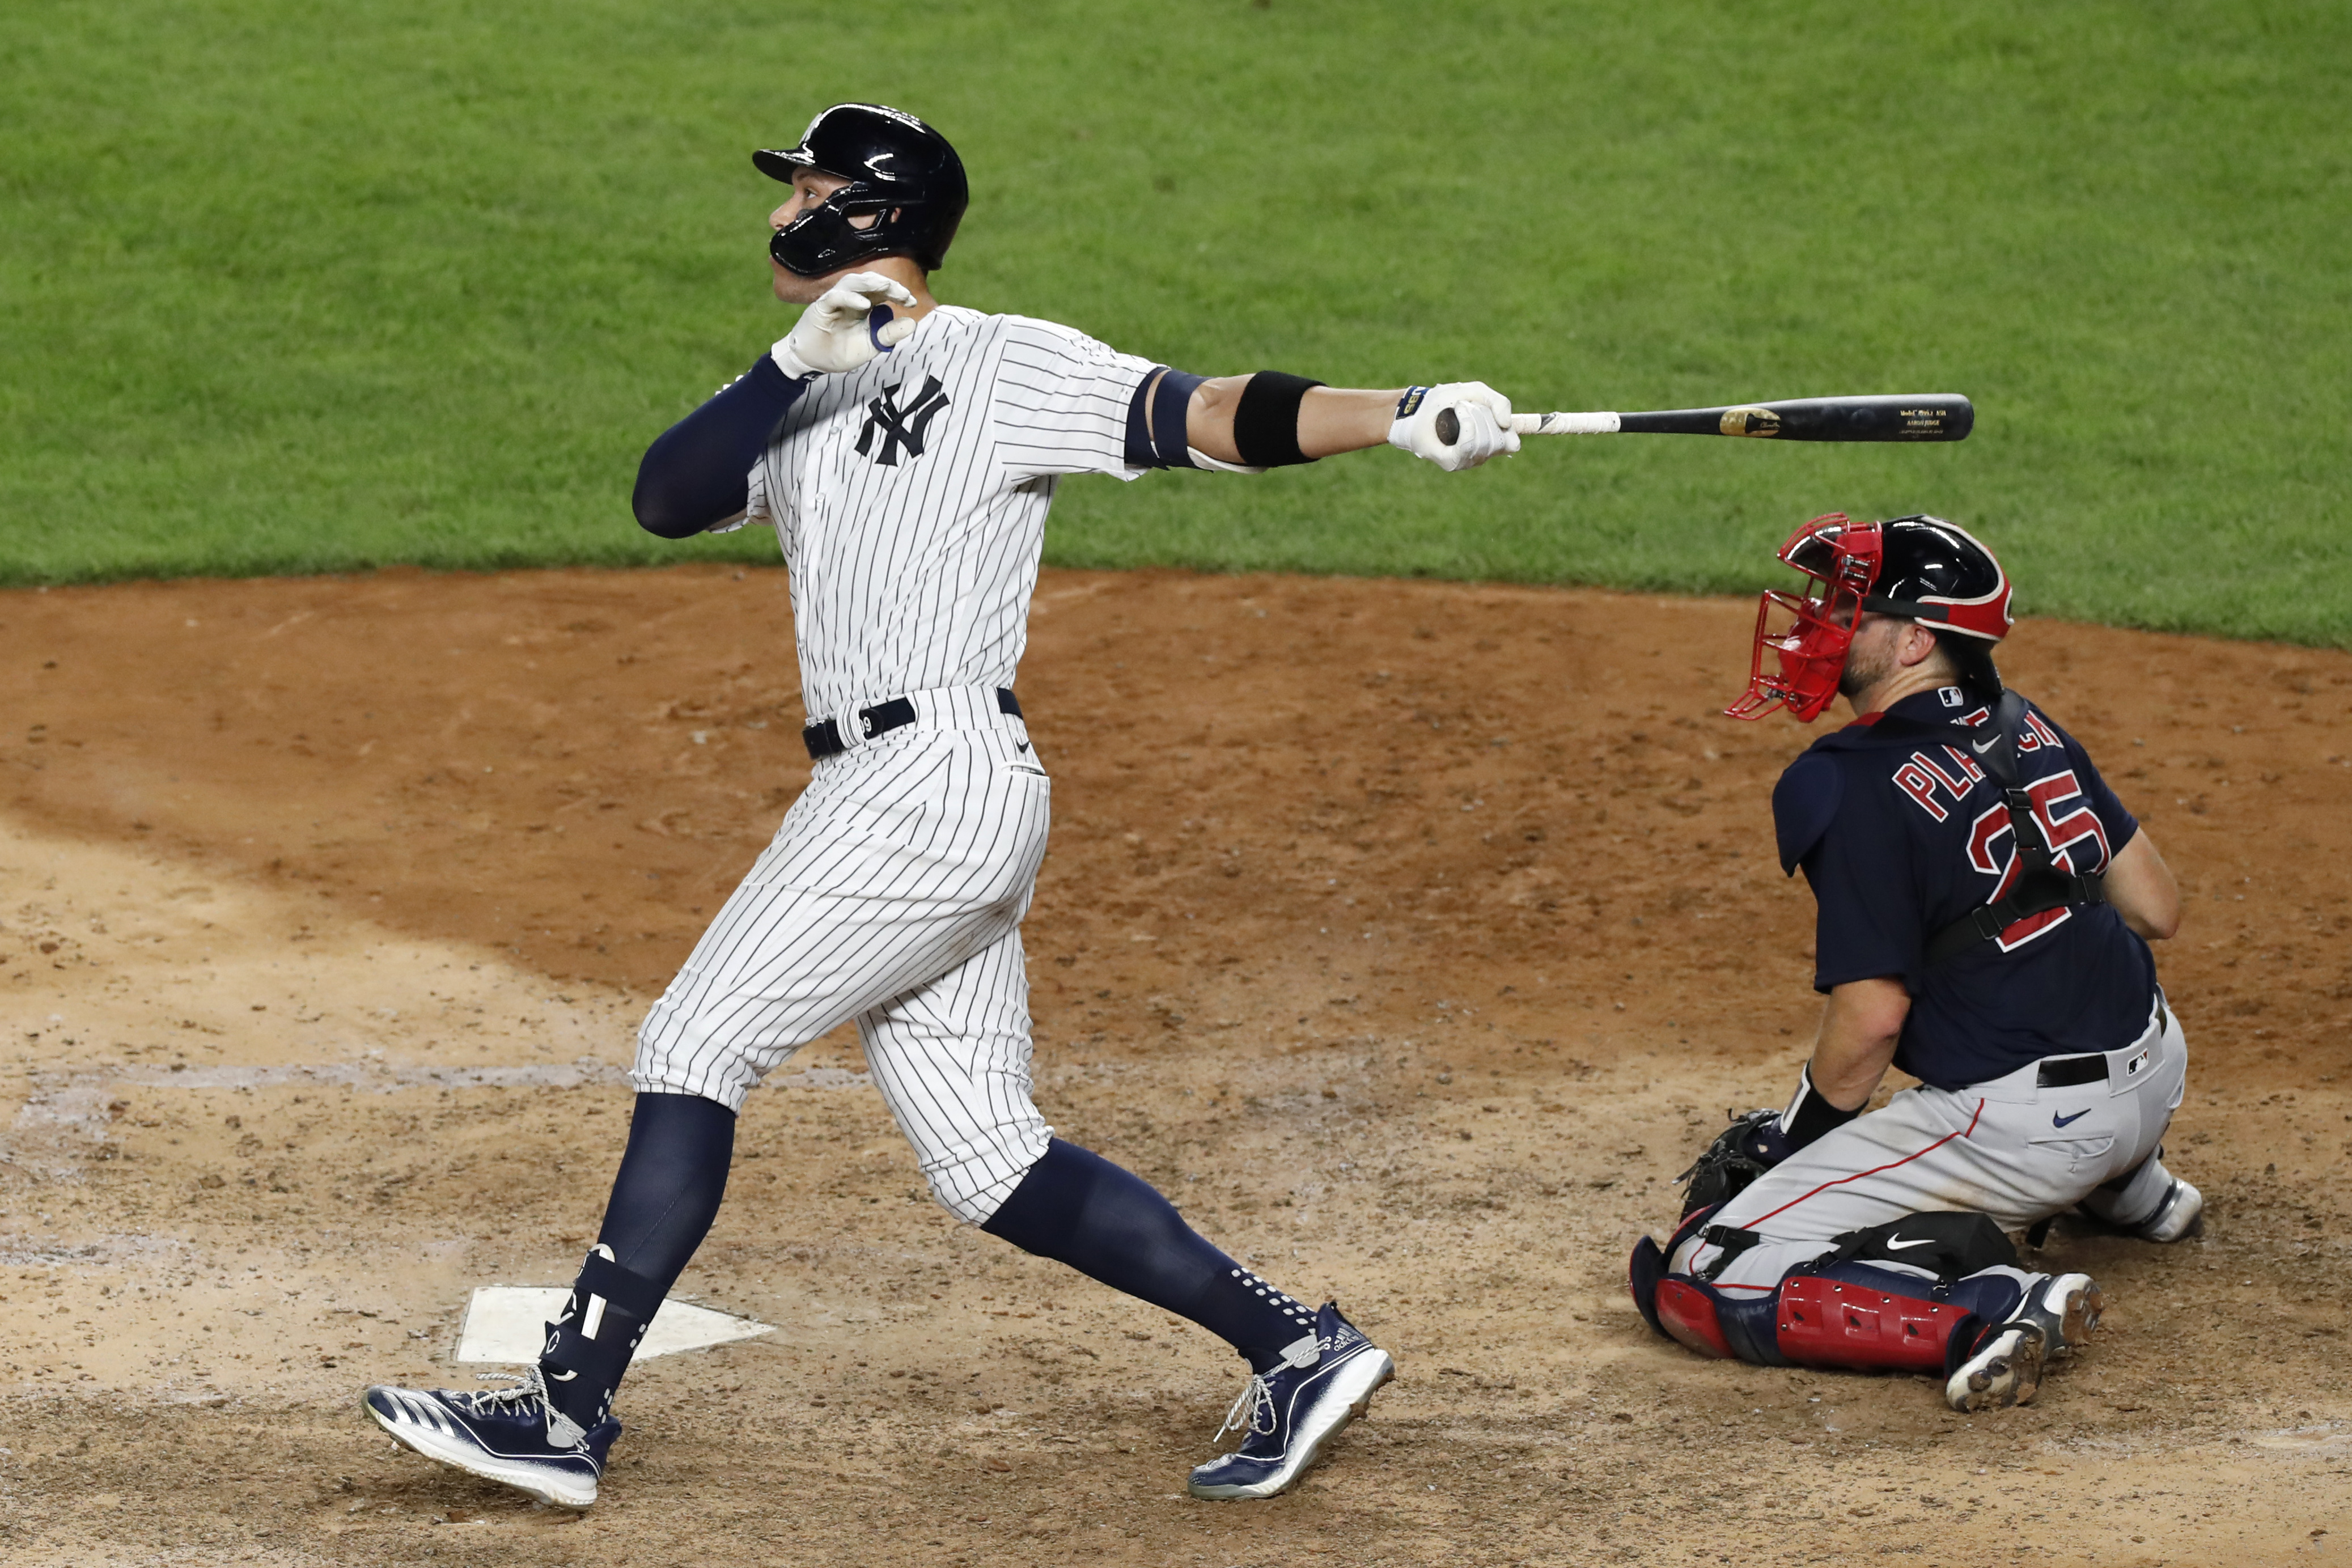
left=454, top=1287, right=773, bottom=1364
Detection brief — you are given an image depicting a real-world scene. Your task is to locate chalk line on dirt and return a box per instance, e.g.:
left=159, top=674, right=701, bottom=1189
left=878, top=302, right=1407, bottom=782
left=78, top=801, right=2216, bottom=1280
left=12, top=1061, right=871, bottom=1143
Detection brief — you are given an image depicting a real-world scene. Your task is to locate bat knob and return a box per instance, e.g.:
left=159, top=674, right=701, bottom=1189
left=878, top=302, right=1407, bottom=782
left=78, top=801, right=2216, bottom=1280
left=1434, top=407, right=1460, bottom=446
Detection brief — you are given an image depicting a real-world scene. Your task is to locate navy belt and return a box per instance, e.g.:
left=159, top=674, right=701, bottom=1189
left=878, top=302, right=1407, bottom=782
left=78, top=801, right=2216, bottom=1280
left=803, top=688, right=1022, bottom=760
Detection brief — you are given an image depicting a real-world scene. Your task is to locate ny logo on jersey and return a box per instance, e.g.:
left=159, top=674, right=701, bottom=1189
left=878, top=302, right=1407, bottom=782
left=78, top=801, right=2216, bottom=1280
left=855, top=375, right=951, bottom=466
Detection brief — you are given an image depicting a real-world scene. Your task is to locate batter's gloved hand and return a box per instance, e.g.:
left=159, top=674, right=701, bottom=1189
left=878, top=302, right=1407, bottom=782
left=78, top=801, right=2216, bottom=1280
left=1388, top=382, right=1520, bottom=472
left=772, top=272, right=919, bottom=379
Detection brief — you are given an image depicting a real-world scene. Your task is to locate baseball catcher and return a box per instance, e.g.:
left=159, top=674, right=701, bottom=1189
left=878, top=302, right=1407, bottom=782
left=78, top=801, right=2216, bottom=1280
left=1629, top=514, right=2200, bottom=1412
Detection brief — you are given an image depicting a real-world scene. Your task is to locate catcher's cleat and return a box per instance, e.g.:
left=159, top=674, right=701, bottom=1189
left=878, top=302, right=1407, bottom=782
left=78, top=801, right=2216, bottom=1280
left=363, top=1367, right=619, bottom=1509
left=2131, top=1176, right=2203, bottom=1244
left=1945, top=1320, right=2048, bottom=1413
left=1186, top=1302, right=1395, bottom=1502
left=2018, top=1272, right=2104, bottom=1358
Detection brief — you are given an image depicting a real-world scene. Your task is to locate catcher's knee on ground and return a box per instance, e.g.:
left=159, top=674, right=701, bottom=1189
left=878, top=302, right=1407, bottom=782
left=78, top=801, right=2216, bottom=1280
left=1629, top=1210, right=2037, bottom=1376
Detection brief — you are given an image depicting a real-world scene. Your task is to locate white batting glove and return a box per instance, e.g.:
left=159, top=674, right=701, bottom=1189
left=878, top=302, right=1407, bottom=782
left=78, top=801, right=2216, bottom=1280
left=772, top=272, right=919, bottom=379
left=1388, top=382, right=1521, bottom=471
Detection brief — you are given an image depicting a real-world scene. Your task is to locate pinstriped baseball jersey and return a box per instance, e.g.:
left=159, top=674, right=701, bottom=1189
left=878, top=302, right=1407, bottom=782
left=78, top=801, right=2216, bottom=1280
left=743, top=306, right=1155, bottom=724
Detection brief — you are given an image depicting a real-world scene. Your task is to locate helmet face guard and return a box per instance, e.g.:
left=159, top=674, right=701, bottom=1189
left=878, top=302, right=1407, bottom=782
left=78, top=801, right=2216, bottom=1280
left=767, top=184, right=960, bottom=277
left=1725, top=513, right=1881, bottom=722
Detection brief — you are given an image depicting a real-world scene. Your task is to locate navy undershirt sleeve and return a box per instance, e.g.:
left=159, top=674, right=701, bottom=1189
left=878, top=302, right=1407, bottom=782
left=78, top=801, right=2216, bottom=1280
left=632, top=354, right=808, bottom=539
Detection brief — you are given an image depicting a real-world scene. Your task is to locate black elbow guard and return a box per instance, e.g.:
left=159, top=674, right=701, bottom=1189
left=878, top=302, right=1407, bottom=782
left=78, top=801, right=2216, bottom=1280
left=1232, top=371, right=1327, bottom=468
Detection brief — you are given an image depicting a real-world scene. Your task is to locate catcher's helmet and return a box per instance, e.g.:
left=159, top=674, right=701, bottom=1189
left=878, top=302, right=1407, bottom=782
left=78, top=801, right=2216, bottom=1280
left=1856, top=515, right=2011, bottom=641
left=757, top=104, right=968, bottom=277
left=1727, top=513, right=2011, bottom=722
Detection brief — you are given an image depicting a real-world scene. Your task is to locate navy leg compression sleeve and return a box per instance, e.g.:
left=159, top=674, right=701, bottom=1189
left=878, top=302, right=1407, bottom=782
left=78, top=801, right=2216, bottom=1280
left=593, top=1092, right=737, bottom=1283
left=540, top=1092, right=736, bottom=1429
left=982, top=1138, right=1316, bottom=1372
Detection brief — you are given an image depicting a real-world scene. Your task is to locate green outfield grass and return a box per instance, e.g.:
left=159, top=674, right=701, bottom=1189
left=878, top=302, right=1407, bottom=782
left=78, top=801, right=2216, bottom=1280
left=2, top=0, right=2345, bottom=642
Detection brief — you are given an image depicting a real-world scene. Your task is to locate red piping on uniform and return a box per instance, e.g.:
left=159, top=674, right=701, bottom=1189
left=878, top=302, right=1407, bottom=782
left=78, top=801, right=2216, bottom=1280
left=1742, top=1100, right=1986, bottom=1230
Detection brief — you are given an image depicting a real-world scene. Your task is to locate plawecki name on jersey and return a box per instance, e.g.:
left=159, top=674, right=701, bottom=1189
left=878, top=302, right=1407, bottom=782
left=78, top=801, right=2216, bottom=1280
left=734, top=307, right=1159, bottom=726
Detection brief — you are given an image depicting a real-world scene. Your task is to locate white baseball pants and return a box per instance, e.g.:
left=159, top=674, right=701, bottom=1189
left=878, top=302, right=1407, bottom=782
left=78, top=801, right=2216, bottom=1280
left=633, top=688, right=1054, bottom=1223
left=1673, top=995, right=2189, bottom=1292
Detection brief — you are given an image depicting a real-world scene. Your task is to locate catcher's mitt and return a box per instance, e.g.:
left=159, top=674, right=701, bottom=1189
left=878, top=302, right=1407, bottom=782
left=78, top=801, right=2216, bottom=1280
left=1673, top=1108, right=1791, bottom=1219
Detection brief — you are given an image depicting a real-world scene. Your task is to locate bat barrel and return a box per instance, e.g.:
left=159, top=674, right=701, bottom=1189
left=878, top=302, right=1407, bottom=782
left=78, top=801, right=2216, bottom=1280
left=1617, top=395, right=1973, bottom=442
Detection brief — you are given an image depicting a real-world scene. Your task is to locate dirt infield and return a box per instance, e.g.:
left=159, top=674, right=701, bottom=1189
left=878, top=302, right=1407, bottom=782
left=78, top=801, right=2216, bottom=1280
left=2, top=565, right=2347, bottom=1565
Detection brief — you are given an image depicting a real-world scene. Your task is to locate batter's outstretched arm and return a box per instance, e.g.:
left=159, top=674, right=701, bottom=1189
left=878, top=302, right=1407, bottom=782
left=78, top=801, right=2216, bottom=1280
left=1130, top=370, right=1519, bottom=474
left=1184, top=378, right=1403, bottom=463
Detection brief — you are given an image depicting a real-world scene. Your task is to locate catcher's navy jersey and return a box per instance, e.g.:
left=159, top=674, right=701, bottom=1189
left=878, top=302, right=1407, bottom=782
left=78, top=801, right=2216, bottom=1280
left=1773, top=685, right=2155, bottom=1090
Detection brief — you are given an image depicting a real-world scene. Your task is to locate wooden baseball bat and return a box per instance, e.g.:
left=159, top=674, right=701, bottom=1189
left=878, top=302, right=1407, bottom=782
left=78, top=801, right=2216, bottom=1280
left=1434, top=393, right=1974, bottom=445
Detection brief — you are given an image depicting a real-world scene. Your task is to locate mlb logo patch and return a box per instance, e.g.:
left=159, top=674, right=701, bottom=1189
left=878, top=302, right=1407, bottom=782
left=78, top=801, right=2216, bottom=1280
left=1939, top=686, right=1965, bottom=707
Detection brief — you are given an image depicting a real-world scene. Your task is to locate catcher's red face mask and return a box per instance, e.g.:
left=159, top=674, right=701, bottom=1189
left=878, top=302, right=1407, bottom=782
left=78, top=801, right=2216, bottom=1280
left=1724, top=513, right=1882, bottom=722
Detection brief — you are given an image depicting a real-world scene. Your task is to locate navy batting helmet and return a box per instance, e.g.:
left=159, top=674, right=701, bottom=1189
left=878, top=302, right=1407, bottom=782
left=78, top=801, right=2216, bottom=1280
left=756, top=104, right=969, bottom=277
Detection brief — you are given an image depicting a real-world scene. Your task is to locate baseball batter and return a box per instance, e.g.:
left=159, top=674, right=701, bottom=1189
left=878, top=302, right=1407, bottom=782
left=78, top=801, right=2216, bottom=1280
left=1628, top=514, right=2200, bottom=1412
left=363, top=103, right=1523, bottom=1508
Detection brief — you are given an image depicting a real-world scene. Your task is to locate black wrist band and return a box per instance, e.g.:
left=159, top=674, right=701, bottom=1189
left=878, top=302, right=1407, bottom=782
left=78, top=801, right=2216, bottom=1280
left=1781, top=1065, right=1862, bottom=1153
left=1232, top=371, right=1327, bottom=468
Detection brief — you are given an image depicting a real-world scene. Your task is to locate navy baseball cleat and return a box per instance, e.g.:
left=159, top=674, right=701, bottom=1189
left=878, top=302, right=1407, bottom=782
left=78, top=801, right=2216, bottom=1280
left=363, top=1368, right=619, bottom=1509
left=1186, top=1302, right=1395, bottom=1501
